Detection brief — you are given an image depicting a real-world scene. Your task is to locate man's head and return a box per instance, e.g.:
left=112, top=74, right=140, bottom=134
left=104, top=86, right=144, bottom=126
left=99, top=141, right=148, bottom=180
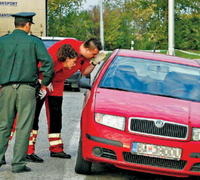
left=11, top=12, right=36, bottom=33
left=80, top=38, right=102, bottom=59
left=57, top=44, right=78, bottom=69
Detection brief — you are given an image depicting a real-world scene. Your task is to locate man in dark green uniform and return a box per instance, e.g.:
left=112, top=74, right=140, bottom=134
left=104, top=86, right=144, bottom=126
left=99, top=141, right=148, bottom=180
left=0, top=12, right=54, bottom=173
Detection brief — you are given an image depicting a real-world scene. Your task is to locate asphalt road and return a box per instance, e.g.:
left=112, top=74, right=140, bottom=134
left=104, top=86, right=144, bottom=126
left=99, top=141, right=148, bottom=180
left=0, top=91, right=198, bottom=180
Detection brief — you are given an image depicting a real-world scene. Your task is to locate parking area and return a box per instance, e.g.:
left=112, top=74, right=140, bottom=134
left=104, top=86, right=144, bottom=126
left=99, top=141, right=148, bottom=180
left=0, top=91, right=196, bottom=180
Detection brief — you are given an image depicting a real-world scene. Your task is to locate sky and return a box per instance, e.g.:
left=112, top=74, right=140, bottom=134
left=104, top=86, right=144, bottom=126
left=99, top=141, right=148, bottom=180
left=82, top=0, right=99, bottom=10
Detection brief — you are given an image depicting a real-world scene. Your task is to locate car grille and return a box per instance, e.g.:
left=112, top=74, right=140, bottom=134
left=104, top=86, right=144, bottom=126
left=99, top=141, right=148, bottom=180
left=123, top=152, right=186, bottom=170
left=93, top=147, right=117, bottom=160
left=190, top=163, right=200, bottom=172
left=129, top=118, right=188, bottom=140
left=101, top=148, right=117, bottom=160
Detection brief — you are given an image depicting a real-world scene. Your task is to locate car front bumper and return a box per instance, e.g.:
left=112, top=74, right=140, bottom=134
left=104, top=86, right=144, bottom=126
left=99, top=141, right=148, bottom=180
left=81, top=127, right=200, bottom=178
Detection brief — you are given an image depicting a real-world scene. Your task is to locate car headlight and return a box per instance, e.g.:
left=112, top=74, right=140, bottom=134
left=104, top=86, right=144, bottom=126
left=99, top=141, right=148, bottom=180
left=95, top=113, right=125, bottom=131
left=192, top=128, right=200, bottom=141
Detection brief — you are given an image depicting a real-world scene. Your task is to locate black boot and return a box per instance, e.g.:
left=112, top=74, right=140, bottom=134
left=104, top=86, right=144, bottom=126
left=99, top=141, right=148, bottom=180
left=50, top=151, right=71, bottom=159
left=2, top=155, right=6, bottom=165
left=12, top=166, right=31, bottom=173
left=26, top=154, right=44, bottom=163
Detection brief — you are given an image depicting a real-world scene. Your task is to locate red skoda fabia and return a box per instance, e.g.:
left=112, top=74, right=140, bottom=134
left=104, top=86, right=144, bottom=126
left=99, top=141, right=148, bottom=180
left=75, top=49, right=200, bottom=178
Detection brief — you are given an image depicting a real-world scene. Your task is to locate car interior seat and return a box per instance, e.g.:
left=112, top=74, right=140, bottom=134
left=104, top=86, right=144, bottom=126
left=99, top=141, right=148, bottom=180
left=146, top=80, right=164, bottom=94
left=113, top=65, right=143, bottom=91
left=163, top=72, right=200, bottom=100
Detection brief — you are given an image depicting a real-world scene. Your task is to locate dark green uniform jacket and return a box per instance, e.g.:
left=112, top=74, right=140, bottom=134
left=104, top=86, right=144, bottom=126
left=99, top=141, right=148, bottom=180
left=0, top=29, right=54, bottom=86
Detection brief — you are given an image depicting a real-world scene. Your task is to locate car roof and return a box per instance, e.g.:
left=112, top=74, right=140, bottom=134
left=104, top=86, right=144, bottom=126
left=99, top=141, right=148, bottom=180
left=116, top=49, right=200, bottom=67
left=40, top=36, right=76, bottom=41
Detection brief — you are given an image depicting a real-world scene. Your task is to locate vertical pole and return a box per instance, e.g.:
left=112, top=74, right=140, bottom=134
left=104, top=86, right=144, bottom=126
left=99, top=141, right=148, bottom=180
left=45, top=0, right=48, bottom=36
left=168, top=0, right=175, bottom=55
left=131, top=40, right=134, bottom=50
left=100, top=0, right=104, bottom=50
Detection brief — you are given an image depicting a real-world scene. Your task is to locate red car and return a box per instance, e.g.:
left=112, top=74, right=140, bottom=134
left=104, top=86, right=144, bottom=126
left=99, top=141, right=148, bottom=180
left=75, top=49, right=200, bottom=178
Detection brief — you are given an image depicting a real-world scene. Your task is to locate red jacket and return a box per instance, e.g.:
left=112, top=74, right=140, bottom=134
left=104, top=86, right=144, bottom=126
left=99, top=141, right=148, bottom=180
left=47, top=39, right=90, bottom=96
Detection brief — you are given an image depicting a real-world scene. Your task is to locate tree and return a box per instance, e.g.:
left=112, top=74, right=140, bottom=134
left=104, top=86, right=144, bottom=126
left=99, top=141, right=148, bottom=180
left=175, top=0, right=200, bottom=50
left=47, top=0, right=200, bottom=50
left=47, top=0, right=84, bottom=36
left=176, top=14, right=200, bottom=50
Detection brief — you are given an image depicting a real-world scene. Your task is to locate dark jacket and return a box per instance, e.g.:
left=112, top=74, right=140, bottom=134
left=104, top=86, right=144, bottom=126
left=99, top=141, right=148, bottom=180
left=0, top=29, right=54, bottom=86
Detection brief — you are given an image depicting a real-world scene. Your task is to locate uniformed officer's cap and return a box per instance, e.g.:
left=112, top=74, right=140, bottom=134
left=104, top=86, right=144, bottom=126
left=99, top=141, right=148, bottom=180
left=11, top=12, right=36, bottom=24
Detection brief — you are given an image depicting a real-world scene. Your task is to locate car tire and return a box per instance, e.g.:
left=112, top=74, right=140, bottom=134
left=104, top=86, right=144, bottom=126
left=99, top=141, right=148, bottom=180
left=72, top=88, right=80, bottom=92
left=75, top=140, right=92, bottom=175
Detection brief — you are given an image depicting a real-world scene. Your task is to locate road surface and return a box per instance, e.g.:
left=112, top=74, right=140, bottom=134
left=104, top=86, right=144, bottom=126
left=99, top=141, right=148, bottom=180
left=0, top=91, right=196, bottom=180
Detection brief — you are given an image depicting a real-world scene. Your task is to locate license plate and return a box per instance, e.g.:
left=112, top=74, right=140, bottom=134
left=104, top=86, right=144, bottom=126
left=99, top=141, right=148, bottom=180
left=131, top=142, right=182, bottom=160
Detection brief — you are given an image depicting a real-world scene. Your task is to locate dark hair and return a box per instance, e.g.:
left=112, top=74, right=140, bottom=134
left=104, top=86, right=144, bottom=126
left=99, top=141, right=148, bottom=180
left=84, top=38, right=102, bottom=51
left=57, top=44, right=78, bottom=62
left=14, top=20, right=29, bottom=27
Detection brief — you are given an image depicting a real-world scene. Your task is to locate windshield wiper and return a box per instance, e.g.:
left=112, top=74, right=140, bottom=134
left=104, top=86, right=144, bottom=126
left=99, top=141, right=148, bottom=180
left=152, top=93, right=183, bottom=99
left=100, top=86, right=130, bottom=92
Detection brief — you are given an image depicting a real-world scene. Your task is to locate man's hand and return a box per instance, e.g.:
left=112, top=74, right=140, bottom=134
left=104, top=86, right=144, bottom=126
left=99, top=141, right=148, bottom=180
left=37, top=79, right=47, bottom=99
left=38, top=79, right=42, bottom=84
left=47, top=83, right=53, bottom=92
left=92, top=51, right=107, bottom=65
left=38, top=86, right=47, bottom=99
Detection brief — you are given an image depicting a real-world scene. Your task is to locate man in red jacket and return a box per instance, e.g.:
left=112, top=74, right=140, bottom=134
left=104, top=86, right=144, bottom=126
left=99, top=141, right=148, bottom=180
left=26, top=38, right=106, bottom=162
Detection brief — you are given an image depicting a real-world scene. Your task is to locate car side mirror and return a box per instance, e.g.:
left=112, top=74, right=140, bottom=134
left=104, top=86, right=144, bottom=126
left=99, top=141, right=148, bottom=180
left=79, top=76, right=91, bottom=89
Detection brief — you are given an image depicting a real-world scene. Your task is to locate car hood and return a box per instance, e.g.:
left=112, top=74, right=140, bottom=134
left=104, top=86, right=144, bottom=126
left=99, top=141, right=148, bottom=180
left=94, top=88, right=200, bottom=126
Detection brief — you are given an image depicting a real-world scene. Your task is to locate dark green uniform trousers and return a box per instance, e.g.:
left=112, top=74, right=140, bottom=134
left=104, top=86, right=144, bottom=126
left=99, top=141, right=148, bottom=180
left=0, top=84, right=36, bottom=171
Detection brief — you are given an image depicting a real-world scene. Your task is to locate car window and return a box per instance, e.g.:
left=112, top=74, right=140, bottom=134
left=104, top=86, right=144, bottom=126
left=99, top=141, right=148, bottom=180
left=42, top=40, right=59, bottom=49
left=99, top=56, right=200, bottom=102
left=90, top=60, right=107, bottom=85
left=90, top=52, right=112, bottom=85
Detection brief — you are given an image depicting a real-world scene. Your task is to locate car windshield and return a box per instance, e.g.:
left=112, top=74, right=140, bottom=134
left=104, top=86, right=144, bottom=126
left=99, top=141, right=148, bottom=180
left=42, top=40, right=59, bottom=48
left=99, top=56, right=200, bottom=102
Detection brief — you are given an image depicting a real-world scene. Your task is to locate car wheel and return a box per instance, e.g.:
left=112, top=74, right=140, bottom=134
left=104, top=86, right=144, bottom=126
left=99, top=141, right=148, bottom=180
left=75, top=140, right=92, bottom=174
left=72, top=88, right=80, bottom=92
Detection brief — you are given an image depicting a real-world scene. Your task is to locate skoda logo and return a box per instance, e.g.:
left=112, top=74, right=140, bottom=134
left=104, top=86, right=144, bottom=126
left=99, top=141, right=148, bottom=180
left=154, top=120, right=165, bottom=128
